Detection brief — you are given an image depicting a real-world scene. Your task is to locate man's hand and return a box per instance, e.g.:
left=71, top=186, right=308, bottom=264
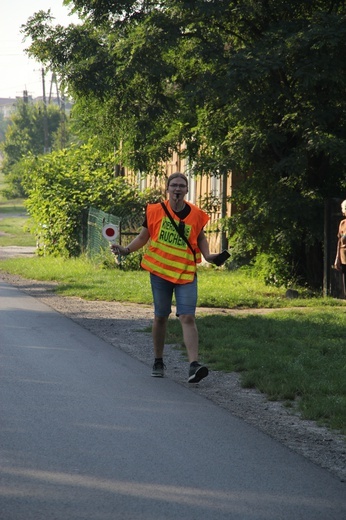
left=204, top=253, right=220, bottom=263
left=110, top=244, right=130, bottom=256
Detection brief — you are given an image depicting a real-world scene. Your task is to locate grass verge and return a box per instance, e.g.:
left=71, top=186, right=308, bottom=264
left=1, top=255, right=345, bottom=308
left=0, top=197, right=35, bottom=247
left=166, top=309, right=346, bottom=435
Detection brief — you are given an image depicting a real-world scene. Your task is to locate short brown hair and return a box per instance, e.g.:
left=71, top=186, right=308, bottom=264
left=167, top=172, right=188, bottom=187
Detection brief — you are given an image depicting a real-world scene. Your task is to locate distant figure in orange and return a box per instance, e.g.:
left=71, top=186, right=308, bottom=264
left=333, top=199, right=346, bottom=297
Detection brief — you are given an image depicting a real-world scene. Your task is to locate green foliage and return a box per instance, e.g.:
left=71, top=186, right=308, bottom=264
left=220, top=9, right=346, bottom=286
left=22, top=140, right=160, bottom=256
left=246, top=253, right=293, bottom=288
left=0, top=100, right=67, bottom=197
left=167, top=308, right=346, bottom=433
left=1, top=161, right=28, bottom=198
left=114, top=250, right=144, bottom=272
left=0, top=111, right=10, bottom=143
left=21, top=1, right=346, bottom=287
left=1, top=100, right=63, bottom=168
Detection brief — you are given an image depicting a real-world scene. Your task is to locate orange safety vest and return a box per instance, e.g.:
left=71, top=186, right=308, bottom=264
left=141, top=200, right=209, bottom=284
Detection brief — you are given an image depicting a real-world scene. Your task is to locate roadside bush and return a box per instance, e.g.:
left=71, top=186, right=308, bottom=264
left=22, top=140, right=161, bottom=257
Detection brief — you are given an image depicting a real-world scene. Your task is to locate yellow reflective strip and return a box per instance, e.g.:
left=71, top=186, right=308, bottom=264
left=151, top=239, right=195, bottom=262
left=142, top=258, right=195, bottom=281
left=147, top=250, right=196, bottom=272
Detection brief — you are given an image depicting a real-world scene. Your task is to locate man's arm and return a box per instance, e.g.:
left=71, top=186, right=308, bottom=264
left=197, top=230, right=219, bottom=263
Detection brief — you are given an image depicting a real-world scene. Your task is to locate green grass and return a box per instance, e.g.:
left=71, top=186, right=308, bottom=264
left=0, top=202, right=26, bottom=212
left=0, top=248, right=345, bottom=435
left=166, top=309, right=346, bottom=434
left=0, top=256, right=154, bottom=303
left=0, top=216, right=36, bottom=246
left=1, top=255, right=345, bottom=308
left=0, top=196, right=36, bottom=247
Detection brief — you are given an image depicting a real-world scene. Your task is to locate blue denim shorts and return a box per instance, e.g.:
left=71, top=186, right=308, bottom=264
left=150, top=273, right=197, bottom=317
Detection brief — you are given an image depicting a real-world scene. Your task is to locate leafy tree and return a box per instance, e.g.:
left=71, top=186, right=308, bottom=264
left=0, top=111, right=10, bottom=143
left=221, top=8, right=346, bottom=287
left=22, top=1, right=346, bottom=287
left=0, top=99, right=66, bottom=197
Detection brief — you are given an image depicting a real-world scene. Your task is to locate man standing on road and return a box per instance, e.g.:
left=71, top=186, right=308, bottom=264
left=111, top=172, right=219, bottom=383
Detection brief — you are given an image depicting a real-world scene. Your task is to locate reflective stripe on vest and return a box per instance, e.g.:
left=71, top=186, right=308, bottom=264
left=146, top=242, right=197, bottom=270
left=141, top=257, right=196, bottom=283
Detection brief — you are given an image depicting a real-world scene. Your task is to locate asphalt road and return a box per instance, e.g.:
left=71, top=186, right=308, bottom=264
left=0, top=280, right=345, bottom=520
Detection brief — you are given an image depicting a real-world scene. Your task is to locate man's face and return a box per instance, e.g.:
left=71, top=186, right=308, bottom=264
left=167, top=179, right=188, bottom=200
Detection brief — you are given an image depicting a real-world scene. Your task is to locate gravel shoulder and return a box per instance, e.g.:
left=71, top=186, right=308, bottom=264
left=0, top=256, right=345, bottom=482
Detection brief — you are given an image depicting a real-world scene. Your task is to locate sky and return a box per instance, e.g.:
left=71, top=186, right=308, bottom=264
left=0, top=1, right=80, bottom=99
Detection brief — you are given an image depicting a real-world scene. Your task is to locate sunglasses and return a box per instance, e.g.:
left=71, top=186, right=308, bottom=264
left=169, top=183, right=187, bottom=189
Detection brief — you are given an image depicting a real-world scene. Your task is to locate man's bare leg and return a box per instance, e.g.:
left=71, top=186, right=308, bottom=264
left=152, top=315, right=168, bottom=358
left=179, top=314, right=199, bottom=362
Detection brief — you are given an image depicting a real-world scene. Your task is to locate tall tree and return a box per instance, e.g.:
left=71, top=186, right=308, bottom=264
left=0, top=99, right=67, bottom=196
left=22, top=1, right=346, bottom=286
left=1, top=100, right=64, bottom=169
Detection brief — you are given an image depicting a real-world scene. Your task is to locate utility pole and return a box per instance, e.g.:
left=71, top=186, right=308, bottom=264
left=41, top=68, right=50, bottom=153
